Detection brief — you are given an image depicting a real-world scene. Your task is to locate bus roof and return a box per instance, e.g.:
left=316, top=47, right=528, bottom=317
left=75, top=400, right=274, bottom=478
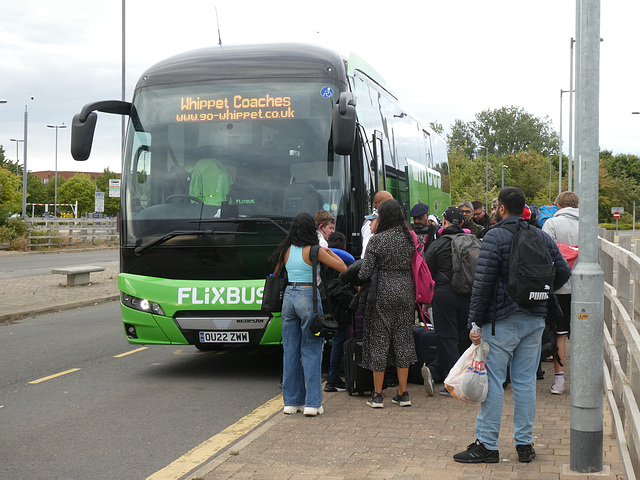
left=135, top=43, right=349, bottom=91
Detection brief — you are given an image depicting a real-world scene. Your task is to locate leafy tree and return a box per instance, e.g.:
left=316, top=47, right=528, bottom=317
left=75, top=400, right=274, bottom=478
left=95, top=168, right=120, bottom=216
left=447, top=119, right=476, bottom=159
left=57, top=173, right=96, bottom=216
left=447, top=106, right=559, bottom=159
left=0, top=166, right=22, bottom=205
left=600, top=150, right=640, bottom=185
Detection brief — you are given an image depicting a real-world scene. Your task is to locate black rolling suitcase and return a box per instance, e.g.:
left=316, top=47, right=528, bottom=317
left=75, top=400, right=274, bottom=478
left=343, top=337, right=375, bottom=395
left=408, top=324, right=438, bottom=384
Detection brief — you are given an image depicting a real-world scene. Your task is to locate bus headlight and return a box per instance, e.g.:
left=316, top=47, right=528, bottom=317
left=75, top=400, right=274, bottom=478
left=121, top=293, right=165, bottom=316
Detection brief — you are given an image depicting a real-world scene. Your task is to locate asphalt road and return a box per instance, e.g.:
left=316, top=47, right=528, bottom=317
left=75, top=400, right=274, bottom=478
left=0, top=248, right=119, bottom=280
left=0, top=301, right=283, bottom=479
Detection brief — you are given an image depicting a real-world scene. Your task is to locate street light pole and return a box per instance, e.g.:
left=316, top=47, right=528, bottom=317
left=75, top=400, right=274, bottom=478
left=501, top=165, right=508, bottom=189
left=10, top=138, right=23, bottom=175
left=569, top=38, right=576, bottom=192
left=22, top=93, right=34, bottom=218
left=559, top=89, right=571, bottom=195
left=47, top=123, right=67, bottom=217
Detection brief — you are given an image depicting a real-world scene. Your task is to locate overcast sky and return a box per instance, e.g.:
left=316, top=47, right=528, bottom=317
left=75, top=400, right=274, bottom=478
left=1, top=1, right=638, bottom=174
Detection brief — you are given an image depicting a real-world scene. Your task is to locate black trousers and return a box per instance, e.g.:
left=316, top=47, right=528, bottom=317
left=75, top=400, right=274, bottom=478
left=429, top=285, right=471, bottom=383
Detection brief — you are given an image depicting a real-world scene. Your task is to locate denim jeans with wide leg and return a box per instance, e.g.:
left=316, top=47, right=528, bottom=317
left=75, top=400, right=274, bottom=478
left=281, top=285, right=325, bottom=409
left=475, top=312, right=545, bottom=450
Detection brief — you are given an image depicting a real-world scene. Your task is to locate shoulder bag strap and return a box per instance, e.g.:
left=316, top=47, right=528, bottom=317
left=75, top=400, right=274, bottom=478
left=310, top=245, right=320, bottom=315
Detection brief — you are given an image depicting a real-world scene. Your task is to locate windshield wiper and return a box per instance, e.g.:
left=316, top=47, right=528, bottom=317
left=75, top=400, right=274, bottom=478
left=134, top=229, right=255, bottom=256
left=194, top=217, right=290, bottom=235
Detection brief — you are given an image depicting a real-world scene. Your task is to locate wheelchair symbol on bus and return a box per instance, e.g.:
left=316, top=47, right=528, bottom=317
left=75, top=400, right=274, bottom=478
left=321, top=86, right=333, bottom=98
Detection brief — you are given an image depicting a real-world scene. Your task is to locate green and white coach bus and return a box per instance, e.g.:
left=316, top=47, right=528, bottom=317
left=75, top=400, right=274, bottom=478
left=71, top=43, right=450, bottom=349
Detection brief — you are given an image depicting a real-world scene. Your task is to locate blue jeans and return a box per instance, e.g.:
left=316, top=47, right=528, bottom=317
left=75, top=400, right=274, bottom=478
left=281, top=285, right=325, bottom=408
left=475, top=313, right=545, bottom=450
left=327, top=326, right=349, bottom=384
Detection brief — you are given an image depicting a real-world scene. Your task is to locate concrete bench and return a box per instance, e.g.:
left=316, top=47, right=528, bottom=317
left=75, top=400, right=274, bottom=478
left=51, top=265, right=106, bottom=286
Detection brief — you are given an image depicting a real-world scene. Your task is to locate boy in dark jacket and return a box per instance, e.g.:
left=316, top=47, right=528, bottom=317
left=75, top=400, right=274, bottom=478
left=453, top=187, right=570, bottom=465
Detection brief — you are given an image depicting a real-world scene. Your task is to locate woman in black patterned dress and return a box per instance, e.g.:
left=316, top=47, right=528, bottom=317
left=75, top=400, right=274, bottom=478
left=358, top=199, right=417, bottom=408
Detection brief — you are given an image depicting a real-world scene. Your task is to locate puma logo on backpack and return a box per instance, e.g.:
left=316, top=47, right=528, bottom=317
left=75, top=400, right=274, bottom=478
left=502, top=222, right=556, bottom=306
left=449, top=233, right=482, bottom=295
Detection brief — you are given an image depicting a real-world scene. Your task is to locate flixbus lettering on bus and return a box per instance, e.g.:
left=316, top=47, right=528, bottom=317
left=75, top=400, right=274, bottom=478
left=71, top=44, right=451, bottom=350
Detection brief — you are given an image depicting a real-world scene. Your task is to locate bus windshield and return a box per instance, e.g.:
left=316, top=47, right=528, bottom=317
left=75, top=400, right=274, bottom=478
left=122, top=81, right=345, bottom=246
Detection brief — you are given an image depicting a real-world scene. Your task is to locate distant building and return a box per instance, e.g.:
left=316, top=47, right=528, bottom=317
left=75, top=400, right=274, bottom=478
left=31, top=171, right=121, bottom=184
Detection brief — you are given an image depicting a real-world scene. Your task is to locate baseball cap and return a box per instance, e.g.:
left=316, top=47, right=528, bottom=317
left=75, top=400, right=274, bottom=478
left=523, top=204, right=531, bottom=220
left=443, top=206, right=465, bottom=225
left=410, top=202, right=429, bottom=218
left=428, top=214, right=439, bottom=224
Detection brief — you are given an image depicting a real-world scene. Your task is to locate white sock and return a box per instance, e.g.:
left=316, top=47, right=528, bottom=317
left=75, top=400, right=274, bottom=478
left=554, top=372, right=565, bottom=387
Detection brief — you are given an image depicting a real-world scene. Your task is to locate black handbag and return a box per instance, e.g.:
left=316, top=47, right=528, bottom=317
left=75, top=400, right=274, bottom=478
left=307, top=245, right=339, bottom=339
left=261, top=265, right=287, bottom=313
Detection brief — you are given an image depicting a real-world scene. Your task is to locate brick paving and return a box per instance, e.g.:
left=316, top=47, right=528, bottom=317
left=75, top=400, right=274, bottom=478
left=0, top=248, right=627, bottom=480
left=197, top=355, right=625, bottom=480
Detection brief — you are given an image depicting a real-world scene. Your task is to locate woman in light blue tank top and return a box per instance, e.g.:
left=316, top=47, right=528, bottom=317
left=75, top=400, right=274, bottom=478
left=270, top=213, right=347, bottom=416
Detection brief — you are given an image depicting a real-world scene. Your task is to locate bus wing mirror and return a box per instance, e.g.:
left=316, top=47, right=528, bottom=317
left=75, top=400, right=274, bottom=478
left=71, top=100, right=133, bottom=161
left=71, top=111, right=98, bottom=161
left=332, top=92, right=357, bottom=155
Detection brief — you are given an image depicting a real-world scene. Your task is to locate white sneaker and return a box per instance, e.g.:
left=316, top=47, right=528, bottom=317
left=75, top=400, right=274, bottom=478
left=421, top=365, right=435, bottom=397
left=303, top=405, right=324, bottom=416
left=550, top=383, right=565, bottom=395
left=283, top=405, right=304, bottom=414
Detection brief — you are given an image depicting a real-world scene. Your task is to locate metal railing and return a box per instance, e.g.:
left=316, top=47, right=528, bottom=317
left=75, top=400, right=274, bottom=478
left=26, top=217, right=118, bottom=248
left=599, top=227, right=640, bottom=480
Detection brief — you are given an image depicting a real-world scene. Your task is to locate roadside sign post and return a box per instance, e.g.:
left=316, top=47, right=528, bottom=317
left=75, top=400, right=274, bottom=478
left=611, top=207, right=623, bottom=233
left=95, top=191, right=105, bottom=214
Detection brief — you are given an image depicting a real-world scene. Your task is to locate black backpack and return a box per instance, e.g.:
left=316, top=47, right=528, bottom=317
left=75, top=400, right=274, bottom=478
left=449, top=233, right=482, bottom=295
left=502, top=221, right=556, bottom=306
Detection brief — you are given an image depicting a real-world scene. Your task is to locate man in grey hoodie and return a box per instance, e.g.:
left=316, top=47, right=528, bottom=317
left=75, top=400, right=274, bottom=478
left=542, top=191, right=579, bottom=395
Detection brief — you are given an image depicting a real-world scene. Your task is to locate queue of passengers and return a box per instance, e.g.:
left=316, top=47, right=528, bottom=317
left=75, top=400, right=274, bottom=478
left=272, top=188, right=574, bottom=465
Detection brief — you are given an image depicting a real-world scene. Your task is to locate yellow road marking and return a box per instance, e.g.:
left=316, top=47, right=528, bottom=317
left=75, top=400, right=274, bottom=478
left=114, top=347, right=148, bottom=358
left=28, top=368, right=81, bottom=384
left=146, top=393, right=284, bottom=480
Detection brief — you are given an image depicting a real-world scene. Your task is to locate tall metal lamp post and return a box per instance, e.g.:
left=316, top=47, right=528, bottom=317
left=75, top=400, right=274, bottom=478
left=501, top=165, right=508, bottom=189
left=47, top=123, right=67, bottom=217
left=477, top=145, right=489, bottom=208
left=22, top=93, right=34, bottom=218
left=10, top=138, right=23, bottom=175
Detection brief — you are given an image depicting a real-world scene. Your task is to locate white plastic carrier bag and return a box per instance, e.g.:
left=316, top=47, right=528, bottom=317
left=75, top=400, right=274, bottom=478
left=444, top=323, right=490, bottom=404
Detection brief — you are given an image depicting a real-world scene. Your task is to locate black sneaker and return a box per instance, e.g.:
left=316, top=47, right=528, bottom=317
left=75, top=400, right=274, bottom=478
left=453, top=440, right=500, bottom=463
left=324, top=380, right=347, bottom=392
left=391, top=390, right=411, bottom=407
left=438, top=386, right=451, bottom=397
left=516, top=444, right=536, bottom=463
left=366, top=392, right=384, bottom=408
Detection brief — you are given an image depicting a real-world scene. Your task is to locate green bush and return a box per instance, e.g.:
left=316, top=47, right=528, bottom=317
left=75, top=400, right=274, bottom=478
left=0, top=218, right=29, bottom=250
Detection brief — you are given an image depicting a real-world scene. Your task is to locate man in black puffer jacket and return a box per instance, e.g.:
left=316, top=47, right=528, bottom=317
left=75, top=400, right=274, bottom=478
left=453, top=187, right=570, bottom=465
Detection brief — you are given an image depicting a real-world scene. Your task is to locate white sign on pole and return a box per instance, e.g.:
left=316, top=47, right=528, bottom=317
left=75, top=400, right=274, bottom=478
left=109, top=179, right=121, bottom=198
left=95, top=191, right=105, bottom=213
left=611, top=206, right=624, bottom=214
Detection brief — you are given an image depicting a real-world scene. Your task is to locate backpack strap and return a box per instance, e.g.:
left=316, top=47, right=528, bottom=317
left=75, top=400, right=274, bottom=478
left=309, top=245, right=329, bottom=315
left=490, top=220, right=521, bottom=335
left=310, top=245, right=320, bottom=315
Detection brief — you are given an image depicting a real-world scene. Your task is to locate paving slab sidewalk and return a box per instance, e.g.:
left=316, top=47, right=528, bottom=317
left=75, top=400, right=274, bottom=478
left=196, top=356, right=625, bottom=480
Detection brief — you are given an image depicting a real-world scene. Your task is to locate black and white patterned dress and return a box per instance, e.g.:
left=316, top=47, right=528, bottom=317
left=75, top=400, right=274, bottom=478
left=358, top=226, right=417, bottom=371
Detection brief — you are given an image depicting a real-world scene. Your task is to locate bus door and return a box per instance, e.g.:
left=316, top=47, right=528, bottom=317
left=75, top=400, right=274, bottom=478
left=372, top=130, right=386, bottom=192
